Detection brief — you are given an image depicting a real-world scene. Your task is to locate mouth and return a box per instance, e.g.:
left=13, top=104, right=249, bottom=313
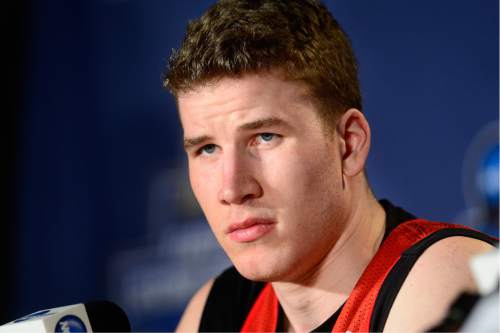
left=226, top=218, right=276, bottom=243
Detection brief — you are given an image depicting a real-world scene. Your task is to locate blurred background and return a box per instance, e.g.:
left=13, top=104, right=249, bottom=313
left=4, top=0, right=498, bottom=331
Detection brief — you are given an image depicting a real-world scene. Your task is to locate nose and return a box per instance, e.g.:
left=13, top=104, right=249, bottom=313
left=217, top=149, right=263, bottom=205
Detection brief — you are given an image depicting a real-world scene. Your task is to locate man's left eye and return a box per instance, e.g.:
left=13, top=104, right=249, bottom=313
left=258, top=133, right=276, bottom=142
left=251, top=133, right=281, bottom=147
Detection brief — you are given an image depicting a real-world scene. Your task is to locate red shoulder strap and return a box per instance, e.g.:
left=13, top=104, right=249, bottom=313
left=332, top=219, right=468, bottom=332
left=240, top=283, right=279, bottom=332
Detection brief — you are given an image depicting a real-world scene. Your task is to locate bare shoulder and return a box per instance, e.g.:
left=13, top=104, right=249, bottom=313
left=175, top=279, right=214, bottom=332
left=384, top=236, right=495, bottom=332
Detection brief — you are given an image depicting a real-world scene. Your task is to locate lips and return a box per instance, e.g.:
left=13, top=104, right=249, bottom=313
left=226, top=218, right=276, bottom=243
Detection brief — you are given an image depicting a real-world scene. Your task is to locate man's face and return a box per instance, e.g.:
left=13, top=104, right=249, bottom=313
left=178, top=74, right=350, bottom=282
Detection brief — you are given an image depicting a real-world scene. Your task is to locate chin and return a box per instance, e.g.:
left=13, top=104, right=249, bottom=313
left=231, top=254, right=293, bottom=282
left=235, top=266, right=280, bottom=282
left=236, top=267, right=271, bottom=282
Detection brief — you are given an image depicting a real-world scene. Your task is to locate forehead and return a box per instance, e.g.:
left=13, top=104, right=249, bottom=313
left=177, top=74, right=320, bottom=129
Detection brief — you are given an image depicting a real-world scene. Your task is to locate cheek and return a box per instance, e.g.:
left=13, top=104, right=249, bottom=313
left=263, top=146, right=340, bottom=202
left=188, top=164, right=229, bottom=246
left=188, top=163, right=219, bottom=214
left=262, top=145, right=345, bottom=244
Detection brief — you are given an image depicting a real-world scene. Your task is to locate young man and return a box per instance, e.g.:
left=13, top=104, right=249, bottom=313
left=163, top=1, right=495, bottom=331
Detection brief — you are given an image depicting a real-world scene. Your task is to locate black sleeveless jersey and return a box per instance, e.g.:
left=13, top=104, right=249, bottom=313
left=198, top=200, right=496, bottom=332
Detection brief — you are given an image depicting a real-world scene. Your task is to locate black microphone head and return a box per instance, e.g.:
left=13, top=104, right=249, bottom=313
left=84, top=300, right=131, bottom=332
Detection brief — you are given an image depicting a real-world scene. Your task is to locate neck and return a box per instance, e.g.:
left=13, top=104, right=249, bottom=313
left=272, top=186, right=386, bottom=333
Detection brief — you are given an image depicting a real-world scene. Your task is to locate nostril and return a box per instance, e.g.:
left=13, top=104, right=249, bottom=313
left=218, top=178, right=263, bottom=205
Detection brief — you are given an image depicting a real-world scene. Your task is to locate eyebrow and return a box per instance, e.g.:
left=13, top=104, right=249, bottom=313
left=183, top=135, right=213, bottom=150
left=183, top=117, right=289, bottom=150
left=238, top=117, right=287, bottom=131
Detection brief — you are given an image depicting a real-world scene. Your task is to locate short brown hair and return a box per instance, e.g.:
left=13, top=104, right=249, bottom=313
left=164, top=0, right=361, bottom=127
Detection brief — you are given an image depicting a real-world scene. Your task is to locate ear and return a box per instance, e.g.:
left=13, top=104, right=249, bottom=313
left=336, top=108, right=371, bottom=177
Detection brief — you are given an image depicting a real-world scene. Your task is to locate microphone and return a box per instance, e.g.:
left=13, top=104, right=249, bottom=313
left=0, top=300, right=131, bottom=333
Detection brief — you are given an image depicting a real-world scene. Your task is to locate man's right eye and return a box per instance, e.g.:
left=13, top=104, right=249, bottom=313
left=197, top=144, right=217, bottom=156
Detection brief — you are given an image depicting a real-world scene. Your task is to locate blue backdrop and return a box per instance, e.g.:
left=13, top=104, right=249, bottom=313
left=13, top=0, right=498, bottom=331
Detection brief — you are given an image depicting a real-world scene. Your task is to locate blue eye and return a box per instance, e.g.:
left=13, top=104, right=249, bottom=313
left=259, top=133, right=275, bottom=142
left=200, top=144, right=216, bottom=155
